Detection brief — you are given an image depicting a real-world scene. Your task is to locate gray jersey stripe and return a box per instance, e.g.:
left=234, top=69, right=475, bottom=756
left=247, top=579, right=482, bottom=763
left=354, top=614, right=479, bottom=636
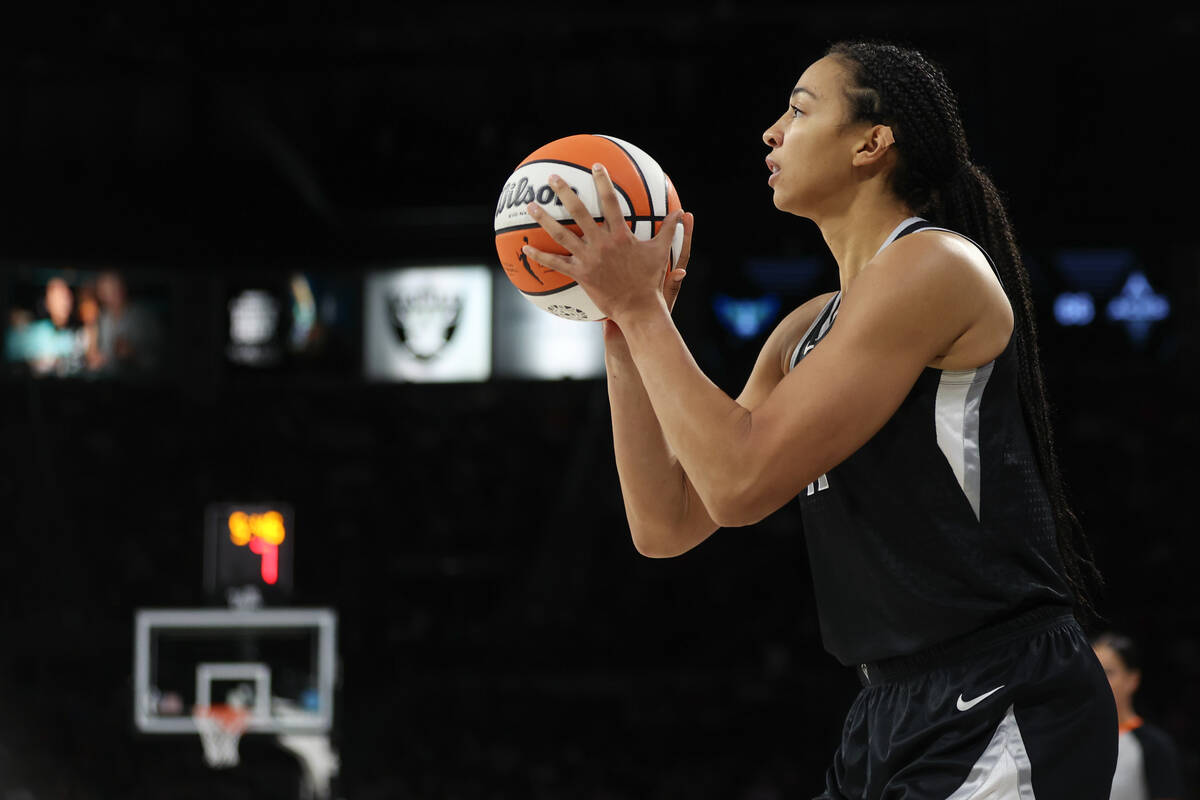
left=962, top=362, right=993, bottom=519
left=818, top=294, right=842, bottom=339
left=945, top=705, right=1037, bottom=799
left=875, top=216, right=926, bottom=257
left=935, top=362, right=994, bottom=520
left=789, top=293, right=841, bottom=371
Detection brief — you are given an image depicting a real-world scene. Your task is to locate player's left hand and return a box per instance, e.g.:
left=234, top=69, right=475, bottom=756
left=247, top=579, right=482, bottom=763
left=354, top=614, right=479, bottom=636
left=521, top=163, right=685, bottom=322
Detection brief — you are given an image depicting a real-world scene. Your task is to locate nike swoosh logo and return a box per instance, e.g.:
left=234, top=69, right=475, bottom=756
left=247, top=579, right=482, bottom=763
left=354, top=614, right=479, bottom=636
left=956, top=685, right=1005, bottom=711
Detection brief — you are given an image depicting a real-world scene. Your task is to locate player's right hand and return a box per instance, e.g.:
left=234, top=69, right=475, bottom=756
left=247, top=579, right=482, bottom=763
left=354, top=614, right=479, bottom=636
left=605, top=211, right=693, bottom=344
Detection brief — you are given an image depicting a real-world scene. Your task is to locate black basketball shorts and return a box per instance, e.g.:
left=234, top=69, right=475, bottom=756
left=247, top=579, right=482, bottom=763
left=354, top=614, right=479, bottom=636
left=815, top=606, right=1117, bottom=799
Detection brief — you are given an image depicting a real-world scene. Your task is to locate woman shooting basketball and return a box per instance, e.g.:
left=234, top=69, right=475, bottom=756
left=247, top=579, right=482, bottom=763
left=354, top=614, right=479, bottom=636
left=522, top=40, right=1117, bottom=798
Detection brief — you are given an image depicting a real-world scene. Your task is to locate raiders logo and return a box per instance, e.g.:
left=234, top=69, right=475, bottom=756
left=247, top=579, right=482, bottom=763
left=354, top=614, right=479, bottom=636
left=386, top=288, right=463, bottom=361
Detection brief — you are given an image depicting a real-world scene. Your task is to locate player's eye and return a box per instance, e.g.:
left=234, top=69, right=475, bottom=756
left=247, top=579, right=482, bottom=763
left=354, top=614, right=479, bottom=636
left=790, top=105, right=805, bottom=119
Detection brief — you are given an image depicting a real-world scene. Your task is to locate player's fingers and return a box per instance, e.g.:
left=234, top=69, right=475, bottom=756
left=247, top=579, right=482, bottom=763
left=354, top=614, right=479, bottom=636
left=677, top=212, right=695, bottom=271
left=520, top=242, right=580, bottom=278
left=527, top=203, right=585, bottom=253
left=546, top=174, right=602, bottom=239
left=653, top=210, right=685, bottom=255
left=652, top=209, right=681, bottom=262
left=590, top=164, right=629, bottom=236
left=665, top=268, right=687, bottom=312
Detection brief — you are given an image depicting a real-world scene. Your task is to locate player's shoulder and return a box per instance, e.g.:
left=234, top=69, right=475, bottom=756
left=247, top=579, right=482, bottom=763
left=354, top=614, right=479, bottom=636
left=870, top=226, right=996, bottom=289
left=850, top=226, right=1009, bottom=346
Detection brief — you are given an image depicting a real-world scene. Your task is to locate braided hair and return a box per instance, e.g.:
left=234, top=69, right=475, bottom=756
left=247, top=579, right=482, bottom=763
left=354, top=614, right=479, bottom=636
left=825, top=40, right=1103, bottom=623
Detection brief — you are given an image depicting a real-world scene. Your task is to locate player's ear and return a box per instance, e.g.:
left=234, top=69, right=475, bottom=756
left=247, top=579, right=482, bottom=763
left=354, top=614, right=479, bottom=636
left=852, top=124, right=896, bottom=168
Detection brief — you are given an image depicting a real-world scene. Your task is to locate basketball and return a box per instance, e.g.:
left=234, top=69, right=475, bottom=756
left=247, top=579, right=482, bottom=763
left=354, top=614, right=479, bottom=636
left=493, top=134, right=684, bottom=321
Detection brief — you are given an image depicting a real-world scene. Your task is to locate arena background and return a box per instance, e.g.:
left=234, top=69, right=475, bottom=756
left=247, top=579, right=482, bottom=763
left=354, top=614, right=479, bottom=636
left=1, top=4, right=1197, bottom=798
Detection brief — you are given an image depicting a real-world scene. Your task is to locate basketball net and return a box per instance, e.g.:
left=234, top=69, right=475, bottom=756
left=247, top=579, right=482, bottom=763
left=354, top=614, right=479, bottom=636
left=193, top=704, right=250, bottom=768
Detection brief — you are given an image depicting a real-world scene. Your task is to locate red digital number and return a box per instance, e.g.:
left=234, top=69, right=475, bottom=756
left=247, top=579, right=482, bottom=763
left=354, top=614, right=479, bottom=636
left=228, top=511, right=286, bottom=585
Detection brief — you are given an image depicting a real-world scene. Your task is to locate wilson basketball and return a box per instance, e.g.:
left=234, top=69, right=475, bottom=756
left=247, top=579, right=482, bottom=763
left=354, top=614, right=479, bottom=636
left=493, top=134, right=684, bottom=321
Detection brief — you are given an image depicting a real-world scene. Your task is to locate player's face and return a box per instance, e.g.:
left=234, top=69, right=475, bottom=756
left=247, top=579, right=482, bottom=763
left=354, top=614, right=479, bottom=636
left=1094, top=644, right=1139, bottom=709
left=762, top=56, right=867, bottom=217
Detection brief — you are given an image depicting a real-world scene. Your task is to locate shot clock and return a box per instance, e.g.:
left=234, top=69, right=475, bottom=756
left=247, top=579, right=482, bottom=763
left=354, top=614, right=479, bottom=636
left=204, top=502, right=295, bottom=605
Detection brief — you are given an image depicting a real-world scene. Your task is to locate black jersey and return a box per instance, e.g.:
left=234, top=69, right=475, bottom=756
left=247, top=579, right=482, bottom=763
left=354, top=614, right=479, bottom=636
left=790, top=216, right=1073, bottom=666
left=1112, top=720, right=1184, bottom=800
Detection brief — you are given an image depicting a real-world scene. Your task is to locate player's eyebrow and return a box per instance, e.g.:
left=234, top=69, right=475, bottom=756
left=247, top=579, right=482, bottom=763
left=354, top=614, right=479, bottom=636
left=791, top=86, right=820, bottom=101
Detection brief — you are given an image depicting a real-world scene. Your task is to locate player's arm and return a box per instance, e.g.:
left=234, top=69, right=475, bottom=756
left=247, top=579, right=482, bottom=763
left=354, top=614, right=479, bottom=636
left=609, top=292, right=834, bottom=557
left=615, top=233, right=1002, bottom=527
left=521, top=166, right=1004, bottom=529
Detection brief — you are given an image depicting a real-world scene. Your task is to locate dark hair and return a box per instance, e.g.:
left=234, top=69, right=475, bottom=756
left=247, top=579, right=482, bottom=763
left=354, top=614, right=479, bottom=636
left=824, top=39, right=1103, bottom=622
left=1092, top=632, right=1142, bottom=672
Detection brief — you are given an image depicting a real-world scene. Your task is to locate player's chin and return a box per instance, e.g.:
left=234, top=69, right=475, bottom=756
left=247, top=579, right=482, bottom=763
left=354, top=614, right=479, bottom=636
left=769, top=187, right=800, bottom=214
left=774, top=187, right=818, bottom=218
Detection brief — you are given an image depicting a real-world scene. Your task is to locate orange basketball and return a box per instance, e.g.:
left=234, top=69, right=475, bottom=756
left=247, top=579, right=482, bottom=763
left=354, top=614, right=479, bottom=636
left=493, top=134, right=684, bottom=321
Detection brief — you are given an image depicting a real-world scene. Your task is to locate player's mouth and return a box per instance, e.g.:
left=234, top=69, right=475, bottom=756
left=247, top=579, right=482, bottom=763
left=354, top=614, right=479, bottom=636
left=766, top=157, right=781, bottom=186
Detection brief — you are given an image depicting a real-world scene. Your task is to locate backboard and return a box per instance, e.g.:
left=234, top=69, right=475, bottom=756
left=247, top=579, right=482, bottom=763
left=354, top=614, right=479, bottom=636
left=133, top=607, right=337, bottom=736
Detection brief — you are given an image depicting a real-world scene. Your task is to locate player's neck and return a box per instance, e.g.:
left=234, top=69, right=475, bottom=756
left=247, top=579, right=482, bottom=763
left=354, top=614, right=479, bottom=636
left=816, top=194, right=915, bottom=295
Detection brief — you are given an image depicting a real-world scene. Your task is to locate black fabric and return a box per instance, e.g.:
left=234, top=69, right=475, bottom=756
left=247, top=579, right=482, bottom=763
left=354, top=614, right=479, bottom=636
left=792, top=219, right=1072, bottom=666
left=855, top=605, right=1073, bottom=687
left=1131, top=723, right=1184, bottom=799
left=814, top=614, right=1117, bottom=800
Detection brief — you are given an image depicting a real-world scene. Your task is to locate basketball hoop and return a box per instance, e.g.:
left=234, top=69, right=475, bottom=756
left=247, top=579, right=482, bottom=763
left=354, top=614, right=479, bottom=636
left=193, top=704, right=250, bottom=768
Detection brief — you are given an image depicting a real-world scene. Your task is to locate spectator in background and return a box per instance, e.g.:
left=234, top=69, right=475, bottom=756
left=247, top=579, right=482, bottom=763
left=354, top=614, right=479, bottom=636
left=1093, top=632, right=1185, bottom=800
left=76, top=282, right=104, bottom=372
left=95, top=270, right=161, bottom=373
left=3, top=277, right=82, bottom=375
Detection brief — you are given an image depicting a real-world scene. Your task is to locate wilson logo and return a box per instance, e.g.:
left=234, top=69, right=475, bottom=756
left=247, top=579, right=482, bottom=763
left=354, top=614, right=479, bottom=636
left=495, top=176, right=572, bottom=219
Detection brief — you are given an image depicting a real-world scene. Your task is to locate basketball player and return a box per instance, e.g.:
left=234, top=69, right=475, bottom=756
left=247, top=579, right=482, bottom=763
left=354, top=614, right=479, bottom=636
left=522, top=40, right=1117, bottom=798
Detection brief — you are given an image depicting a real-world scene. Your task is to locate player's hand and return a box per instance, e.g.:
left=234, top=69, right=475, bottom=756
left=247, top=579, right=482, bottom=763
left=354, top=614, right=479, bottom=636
left=521, top=164, right=685, bottom=324
left=604, top=209, right=693, bottom=344
left=606, top=210, right=693, bottom=344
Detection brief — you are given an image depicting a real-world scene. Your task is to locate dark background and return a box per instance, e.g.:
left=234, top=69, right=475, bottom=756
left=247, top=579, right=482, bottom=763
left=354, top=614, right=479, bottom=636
left=1, top=3, right=1198, bottom=798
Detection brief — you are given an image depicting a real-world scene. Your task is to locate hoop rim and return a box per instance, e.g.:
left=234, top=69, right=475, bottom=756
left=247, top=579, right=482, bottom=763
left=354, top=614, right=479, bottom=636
left=193, top=703, right=251, bottom=733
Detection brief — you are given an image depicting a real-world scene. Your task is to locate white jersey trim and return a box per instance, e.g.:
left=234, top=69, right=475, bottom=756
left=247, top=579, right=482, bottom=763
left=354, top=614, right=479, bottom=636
left=935, top=362, right=994, bottom=521
left=875, top=216, right=926, bottom=257
left=945, top=705, right=1037, bottom=799
left=788, top=292, right=840, bottom=372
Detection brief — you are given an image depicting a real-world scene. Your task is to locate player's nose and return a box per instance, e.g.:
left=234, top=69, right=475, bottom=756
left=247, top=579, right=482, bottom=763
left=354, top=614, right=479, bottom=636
left=763, top=122, right=783, bottom=149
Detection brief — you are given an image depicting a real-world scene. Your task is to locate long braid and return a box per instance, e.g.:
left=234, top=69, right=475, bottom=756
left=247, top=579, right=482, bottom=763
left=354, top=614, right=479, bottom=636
left=827, top=40, right=1103, bottom=623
